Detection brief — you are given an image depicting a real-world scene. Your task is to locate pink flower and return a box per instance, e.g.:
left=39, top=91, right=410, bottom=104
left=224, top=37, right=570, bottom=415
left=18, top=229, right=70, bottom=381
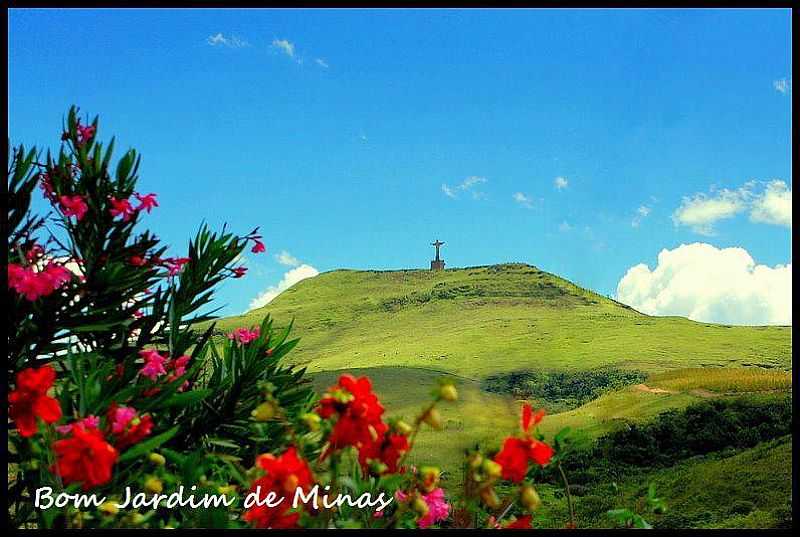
left=231, top=267, right=247, bottom=278
left=76, top=124, right=96, bottom=145
left=162, top=257, right=190, bottom=276
left=56, top=415, right=100, bottom=435
left=8, top=262, right=72, bottom=301
left=171, top=355, right=191, bottom=377
left=59, top=195, right=88, bottom=221
left=39, top=173, right=56, bottom=201
left=139, top=349, right=167, bottom=380
left=25, top=245, right=44, bottom=262
left=251, top=239, right=266, bottom=254
left=134, top=193, right=159, bottom=213
left=417, top=488, right=450, bottom=529
left=228, top=327, right=260, bottom=344
left=109, top=197, right=136, bottom=221
left=109, top=406, right=138, bottom=434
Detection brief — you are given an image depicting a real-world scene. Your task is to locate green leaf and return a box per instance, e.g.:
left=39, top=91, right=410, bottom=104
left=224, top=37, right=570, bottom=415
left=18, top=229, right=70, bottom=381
left=119, top=426, right=179, bottom=462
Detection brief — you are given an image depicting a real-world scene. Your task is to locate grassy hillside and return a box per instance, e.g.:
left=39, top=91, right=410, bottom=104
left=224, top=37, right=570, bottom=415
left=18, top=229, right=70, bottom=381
left=215, top=264, right=791, bottom=377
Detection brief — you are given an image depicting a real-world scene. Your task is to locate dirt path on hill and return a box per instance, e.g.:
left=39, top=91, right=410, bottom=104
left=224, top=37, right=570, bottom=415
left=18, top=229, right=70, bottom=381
left=632, top=383, right=676, bottom=395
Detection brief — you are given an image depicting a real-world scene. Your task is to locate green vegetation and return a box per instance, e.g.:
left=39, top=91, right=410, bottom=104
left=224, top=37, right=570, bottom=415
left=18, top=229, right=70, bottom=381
left=482, top=368, right=647, bottom=412
left=214, top=264, right=791, bottom=377
left=649, top=367, right=793, bottom=393
left=216, top=264, right=792, bottom=528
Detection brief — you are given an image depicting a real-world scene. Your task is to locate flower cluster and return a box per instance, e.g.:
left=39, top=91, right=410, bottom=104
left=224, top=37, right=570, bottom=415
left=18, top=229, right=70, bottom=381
left=316, top=375, right=409, bottom=476
left=8, top=366, right=62, bottom=437
left=8, top=261, right=73, bottom=301
left=243, top=447, right=314, bottom=529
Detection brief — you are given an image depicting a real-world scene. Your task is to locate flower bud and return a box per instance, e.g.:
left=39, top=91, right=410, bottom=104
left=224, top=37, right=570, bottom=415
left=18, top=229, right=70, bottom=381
left=412, top=497, right=429, bottom=517
left=148, top=452, right=166, bottom=466
left=482, top=459, right=503, bottom=479
left=369, top=459, right=389, bottom=475
left=217, top=484, right=237, bottom=496
left=520, top=485, right=541, bottom=511
left=144, top=477, right=163, bottom=494
left=301, top=412, right=321, bottom=431
left=394, top=419, right=414, bottom=436
left=99, top=501, right=119, bottom=516
left=468, top=452, right=484, bottom=469
left=439, top=383, right=458, bottom=402
left=480, top=487, right=501, bottom=509
left=423, top=408, right=444, bottom=430
left=419, top=466, right=441, bottom=493
left=251, top=401, right=277, bottom=422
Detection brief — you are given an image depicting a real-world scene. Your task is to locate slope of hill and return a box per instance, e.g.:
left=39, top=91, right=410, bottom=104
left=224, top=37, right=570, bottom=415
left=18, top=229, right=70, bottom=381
left=214, top=263, right=791, bottom=377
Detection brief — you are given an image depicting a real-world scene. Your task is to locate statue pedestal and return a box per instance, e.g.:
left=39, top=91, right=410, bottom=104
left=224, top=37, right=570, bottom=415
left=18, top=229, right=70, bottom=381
left=430, top=260, right=445, bottom=271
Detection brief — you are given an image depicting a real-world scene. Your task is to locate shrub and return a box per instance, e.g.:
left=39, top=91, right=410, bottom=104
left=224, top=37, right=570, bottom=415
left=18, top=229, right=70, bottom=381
left=7, top=107, right=580, bottom=529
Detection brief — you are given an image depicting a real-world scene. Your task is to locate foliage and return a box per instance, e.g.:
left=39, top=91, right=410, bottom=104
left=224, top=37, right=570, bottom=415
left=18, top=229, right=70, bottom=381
left=482, top=368, right=647, bottom=412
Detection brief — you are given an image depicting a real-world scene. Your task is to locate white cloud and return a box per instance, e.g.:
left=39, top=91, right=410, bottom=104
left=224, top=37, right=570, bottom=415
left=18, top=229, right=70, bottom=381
left=631, top=205, right=652, bottom=228
left=672, top=186, right=749, bottom=235
left=750, top=180, right=792, bottom=228
left=673, top=181, right=792, bottom=234
left=558, top=221, right=573, bottom=232
left=315, top=58, right=329, bottom=68
left=249, top=264, right=319, bottom=311
left=441, top=176, right=488, bottom=199
left=272, top=38, right=296, bottom=58
left=773, top=78, right=791, bottom=94
left=554, top=176, right=568, bottom=190
left=207, top=33, right=248, bottom=48
left=512, top=192, right=534, bottom=209
left=275, top=250, right=300, bottom=267
left=616, top=243, right=791, bottom=326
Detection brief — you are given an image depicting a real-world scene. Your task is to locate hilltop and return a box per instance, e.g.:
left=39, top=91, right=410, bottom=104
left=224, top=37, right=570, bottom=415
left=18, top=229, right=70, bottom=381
left=213, top=263, right=791, bottom=378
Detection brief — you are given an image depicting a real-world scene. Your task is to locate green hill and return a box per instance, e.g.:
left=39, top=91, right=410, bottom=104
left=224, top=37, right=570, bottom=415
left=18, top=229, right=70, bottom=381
left=215, top=263, right=791, bottom=377
left=214, top=263, right=791, bottom=528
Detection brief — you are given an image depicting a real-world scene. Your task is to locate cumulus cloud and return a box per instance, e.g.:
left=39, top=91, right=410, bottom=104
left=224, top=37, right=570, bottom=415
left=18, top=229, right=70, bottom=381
left=673, top=181, right=792, bottom=234
left=249, top=264, right=319, bottom=311
left=441, top=176, right=488, bottom=199
left=750, top=180, right=792, bottom=228
left=616, top=243, right=791, bottom=326
left=672, top=187, right=747, bottom=235
left=207, top=33, right=249, bottom=48
left=512, top=192, right=534, bottom=209
left=315, top=58, right=329, bottom=68
left=554, top=176, right=568, bottom=190
left=773, top=78, right=791, bottom=94
left=275, top=250, right=300, bottom=267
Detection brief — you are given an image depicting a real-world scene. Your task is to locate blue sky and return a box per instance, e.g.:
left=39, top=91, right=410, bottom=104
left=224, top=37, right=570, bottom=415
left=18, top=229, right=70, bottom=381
left=8, top=9, right=793, bottom=322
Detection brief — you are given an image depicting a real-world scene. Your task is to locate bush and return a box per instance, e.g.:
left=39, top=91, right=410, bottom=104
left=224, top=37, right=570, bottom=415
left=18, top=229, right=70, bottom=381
left=7, top=107, right=579, bottom=529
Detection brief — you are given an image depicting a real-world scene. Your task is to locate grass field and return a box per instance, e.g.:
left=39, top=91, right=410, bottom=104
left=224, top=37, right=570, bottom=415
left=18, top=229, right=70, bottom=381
left=214, top=264, right=791, bottom=378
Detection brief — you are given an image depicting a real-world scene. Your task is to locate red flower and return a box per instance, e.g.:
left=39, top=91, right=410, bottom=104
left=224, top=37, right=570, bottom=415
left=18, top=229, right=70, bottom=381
left=162, top=256, right=190, bottom=276
left=8, top=365, right=62, bottom=437
left=317, top=375, right=387, bottom=456
left=53, top=425, right=118, bottom=490
left=494, top=437, right=553, bottom=483
left=243, top=447, right=314, bottom=529
left=134, top=192, right=158, bottom=213
left=129, top=255, right=147, bottom=267
left=358, top=432, right=409, bottom=475
left=231, top=266, right=247, bottom=278
left=109, top=197, right=135, bottom=221
left=521, top=403, right=544, bottom=434
left=59, top=195, right=88, bottom=221
left=503, top=515, right=533, bottom=529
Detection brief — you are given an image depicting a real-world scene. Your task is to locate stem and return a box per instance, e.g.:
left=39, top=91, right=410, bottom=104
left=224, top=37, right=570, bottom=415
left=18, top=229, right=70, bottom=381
left=558, top=461, right=575, bottom=528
